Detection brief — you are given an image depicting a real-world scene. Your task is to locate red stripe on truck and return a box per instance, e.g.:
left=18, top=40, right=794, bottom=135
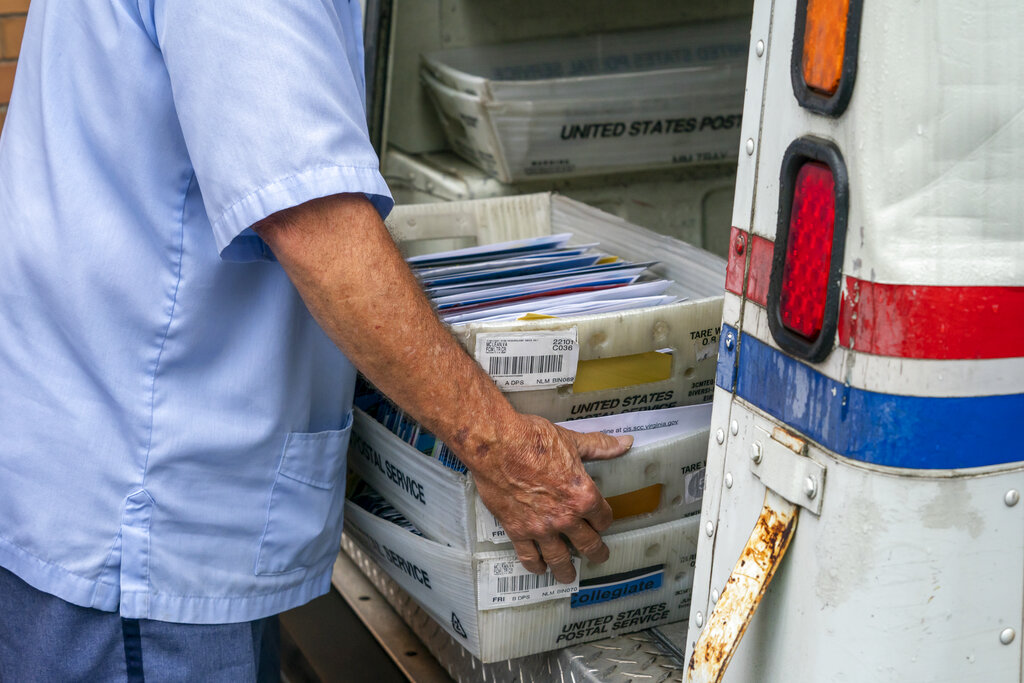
left=724, top=227, right=746, bottom=296
left=746, top=234, right=774, bottom=306
left=725, top=227, right=774, bottom=305
left=734, top=235, right=1024, bottom=359
left=838, top=278, right=1024, bottom=360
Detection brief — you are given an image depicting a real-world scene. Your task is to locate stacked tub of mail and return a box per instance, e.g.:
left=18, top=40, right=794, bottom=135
left=342, top=192, right=724, bottom=662
left=338, top=532, right=692, bottom=683
left=420, top=19, right=749, bottom=183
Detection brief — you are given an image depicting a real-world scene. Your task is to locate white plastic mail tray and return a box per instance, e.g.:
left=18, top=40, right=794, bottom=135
left=386, top=193, right=727, bottom=423
left=348, top=404, right=710, bottom=552
left=420, top=21, right=748, bottom=181
left=343, top=501, right=699, bottom=663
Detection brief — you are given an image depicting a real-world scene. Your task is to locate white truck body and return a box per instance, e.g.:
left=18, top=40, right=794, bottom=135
left=685, top=1, right=1024, bottom=681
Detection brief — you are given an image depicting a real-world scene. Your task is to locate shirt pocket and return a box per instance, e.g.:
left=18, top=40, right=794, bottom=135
left=255, top=411, right=352, bottom=576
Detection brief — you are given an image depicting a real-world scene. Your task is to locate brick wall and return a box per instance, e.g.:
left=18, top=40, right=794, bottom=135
left=0, top=0, right=29, bottom=134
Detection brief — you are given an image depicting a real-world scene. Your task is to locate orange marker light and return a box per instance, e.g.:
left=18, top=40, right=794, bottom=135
left=802, top=0, right=850, bottom=95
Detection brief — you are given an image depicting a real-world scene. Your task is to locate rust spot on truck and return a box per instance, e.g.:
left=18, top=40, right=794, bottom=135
left=771, top=425, right=807, bottom=455
left=685, top=492, right=799, bottom=683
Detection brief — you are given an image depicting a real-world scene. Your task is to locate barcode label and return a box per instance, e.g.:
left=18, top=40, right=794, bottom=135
left=478, top=555, right=580, bottom=610
left=487, top=353, right=563, bottom=376
left=474, top=329, right=579, bottom=392
left=495, top=572, right=557, bottom=594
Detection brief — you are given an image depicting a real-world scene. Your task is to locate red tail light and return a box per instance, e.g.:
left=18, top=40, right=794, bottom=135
left=768, top=138, right=848, bottom=362
left=779, top=161, right=835, bottom=340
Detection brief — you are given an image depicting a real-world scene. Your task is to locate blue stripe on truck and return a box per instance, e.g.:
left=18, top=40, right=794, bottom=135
left=718, top=324, right=1023, bottom=470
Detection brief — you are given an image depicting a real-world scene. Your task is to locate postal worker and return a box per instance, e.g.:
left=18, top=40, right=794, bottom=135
left=0, top=1, right=630, bottom=678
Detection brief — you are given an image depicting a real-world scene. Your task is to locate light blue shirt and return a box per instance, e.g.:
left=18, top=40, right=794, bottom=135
left=0, top=0, right=392, bottom=623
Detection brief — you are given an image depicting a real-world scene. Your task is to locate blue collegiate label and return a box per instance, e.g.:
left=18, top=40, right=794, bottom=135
left=570, top=565, right=664, bottom=609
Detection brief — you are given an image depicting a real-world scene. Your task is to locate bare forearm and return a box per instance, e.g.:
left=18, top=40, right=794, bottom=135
left=253, top=193, right=518, bottom=466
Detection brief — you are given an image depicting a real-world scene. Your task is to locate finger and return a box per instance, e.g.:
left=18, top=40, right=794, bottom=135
left=512, top=540, right=547, bottom=575
left=536, top=537, right=577, bottom=584
left=563, top=520, right=610, bottom=565
left=584, top=496, right=614, bottom=532
left=565, top=429, right=633, bottom=461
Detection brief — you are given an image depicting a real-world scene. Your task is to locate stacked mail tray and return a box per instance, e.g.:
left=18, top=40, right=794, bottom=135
left=348, top=405, right=710, bottom=552
left=343, top=499, right=700, bottom=663
left=385, top=192, right=727, bottom=421
left=421, top=20, right=749, bottom=182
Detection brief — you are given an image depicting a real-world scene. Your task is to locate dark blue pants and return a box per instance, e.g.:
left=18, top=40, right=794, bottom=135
left=0, top=566, right=280, bottom=682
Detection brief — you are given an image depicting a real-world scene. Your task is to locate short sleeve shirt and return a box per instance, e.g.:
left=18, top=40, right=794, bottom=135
left=0, top=0, right=392, bottom=623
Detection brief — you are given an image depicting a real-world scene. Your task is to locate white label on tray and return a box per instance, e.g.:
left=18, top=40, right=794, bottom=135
left=478, top=556, right=580, bottom=610
left=475, top=497, right=508, bottom=544
left=474, top=329, right=579, bottom=392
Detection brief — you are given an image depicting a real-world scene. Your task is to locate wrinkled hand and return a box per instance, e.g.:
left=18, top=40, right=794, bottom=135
left=469, top=414, right=633, bottom=583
